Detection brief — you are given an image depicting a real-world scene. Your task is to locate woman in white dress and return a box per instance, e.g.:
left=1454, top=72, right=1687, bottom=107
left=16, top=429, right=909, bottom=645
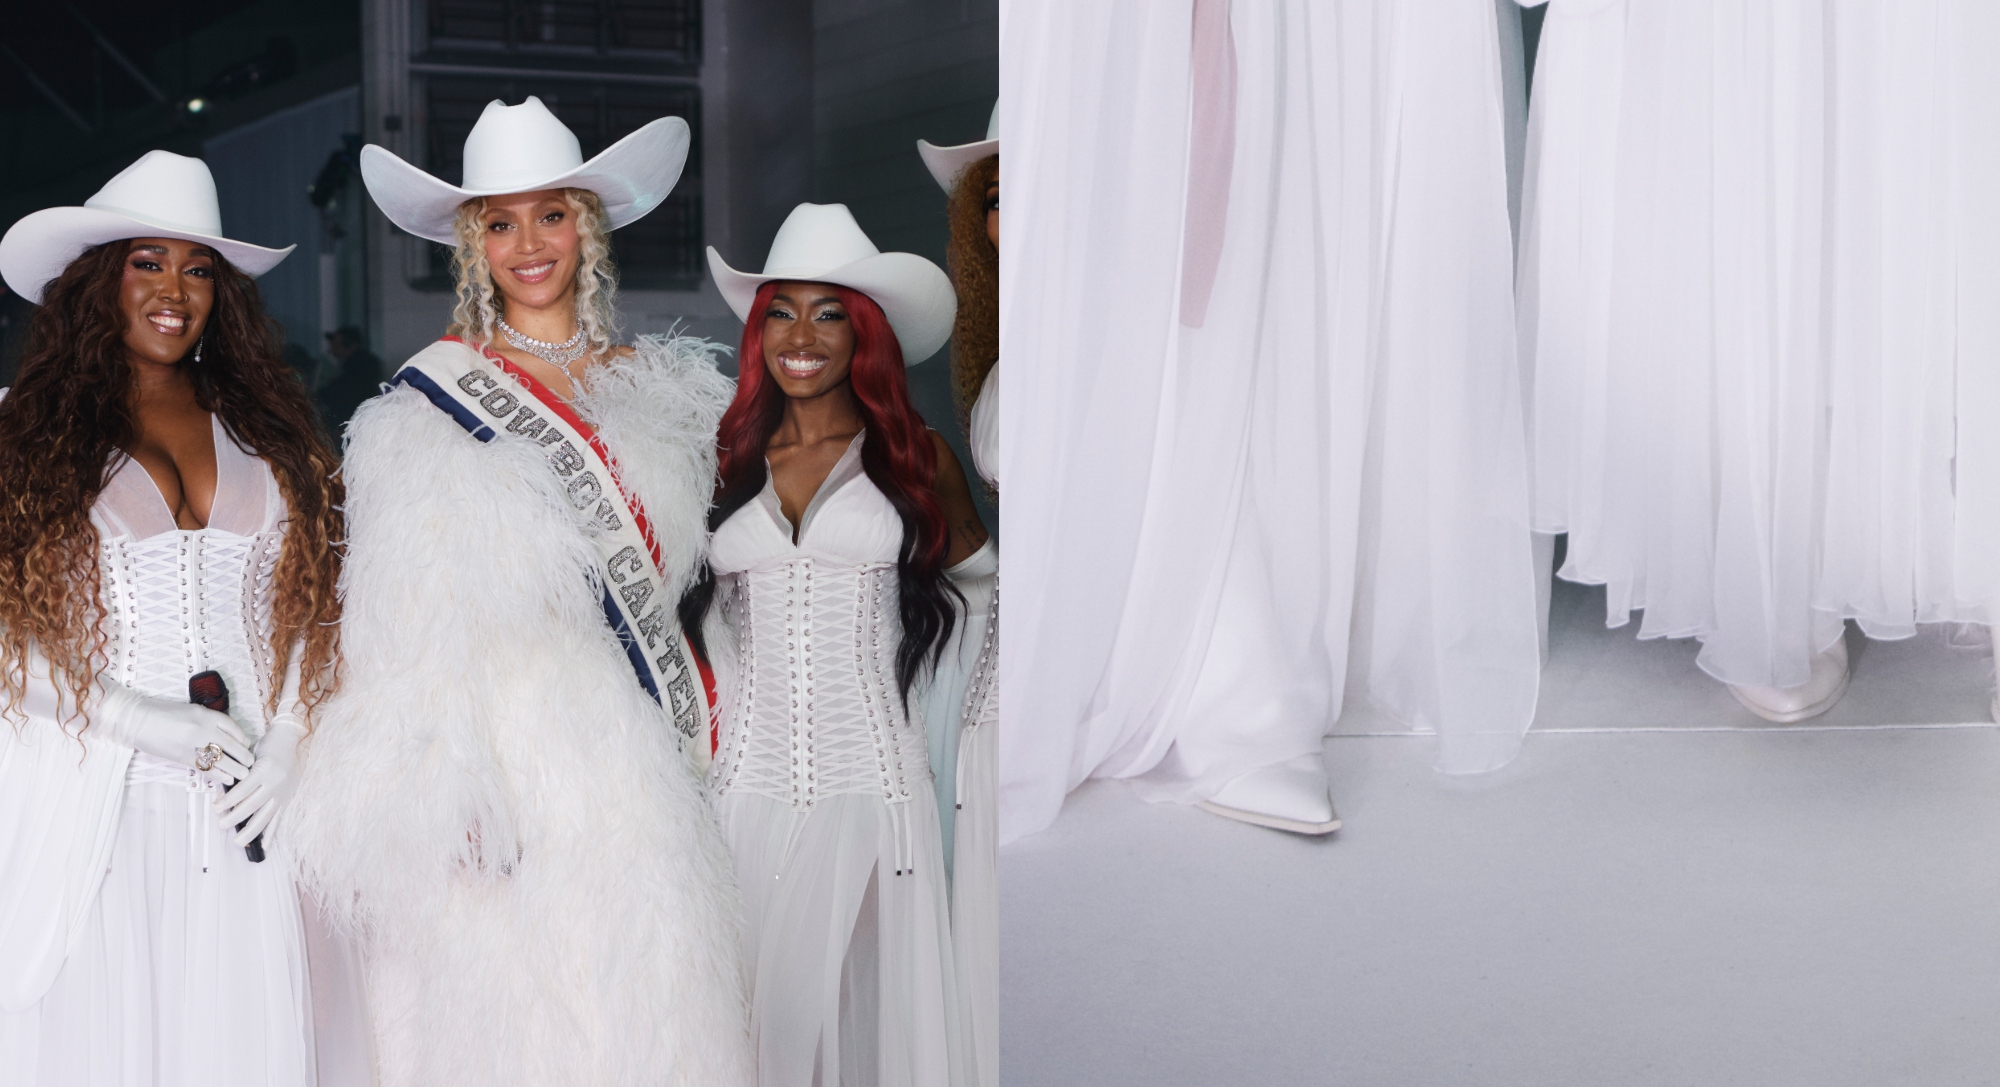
left=693, top=202, right=990, bottom=1086
left=0, top=151, right=342, bottom=1086
left=282, top=98, right=752, bottom=1086
left=918, top=102, right=1000, bottom=1087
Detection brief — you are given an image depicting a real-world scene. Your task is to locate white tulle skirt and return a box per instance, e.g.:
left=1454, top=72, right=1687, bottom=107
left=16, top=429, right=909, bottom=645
left=0, top=770, right=316, bottom=1087
left=720, top=790, right=965, bottom=1087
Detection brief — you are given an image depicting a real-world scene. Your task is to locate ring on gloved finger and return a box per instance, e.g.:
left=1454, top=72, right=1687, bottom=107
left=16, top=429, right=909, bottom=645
left=195, top=743, right=223, bottom=772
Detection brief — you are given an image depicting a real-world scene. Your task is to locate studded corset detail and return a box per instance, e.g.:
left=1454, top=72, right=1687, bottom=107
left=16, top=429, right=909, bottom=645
left=98, top=528, right=285, bottom=737
left=43, top=410, right=294, bottom=796
left=706, top=433, right=931, bottom=811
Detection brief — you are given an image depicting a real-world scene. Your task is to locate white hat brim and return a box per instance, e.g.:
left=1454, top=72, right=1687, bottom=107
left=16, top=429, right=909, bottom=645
left=707, top=247, right=957, bottom=366
left=361, top=116, right=691, bottom=244
left=917, top=137, right=998, bottom=193
left=0, top=205, right=294, bottom=305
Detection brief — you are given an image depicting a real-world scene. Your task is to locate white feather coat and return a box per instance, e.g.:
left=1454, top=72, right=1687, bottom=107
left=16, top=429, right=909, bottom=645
left=282, top=335, right=752, bottom=1087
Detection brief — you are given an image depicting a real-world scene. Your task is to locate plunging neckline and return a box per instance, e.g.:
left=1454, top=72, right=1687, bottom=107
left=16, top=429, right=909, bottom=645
left=127, top=413, right=224, bottom=532
left=765, top=432, right=866, bottom=546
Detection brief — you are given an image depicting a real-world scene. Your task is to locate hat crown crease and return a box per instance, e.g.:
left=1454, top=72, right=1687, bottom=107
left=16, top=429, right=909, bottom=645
left=83, top=151, right=226, bottom=237
left=461, top=97, right=585, bottom=193
left=762, top=204, right=880, bottom=276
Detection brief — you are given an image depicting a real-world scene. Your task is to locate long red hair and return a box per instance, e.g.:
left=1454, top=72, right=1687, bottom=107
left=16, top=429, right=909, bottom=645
left=683, top=281, right=956, bottom=698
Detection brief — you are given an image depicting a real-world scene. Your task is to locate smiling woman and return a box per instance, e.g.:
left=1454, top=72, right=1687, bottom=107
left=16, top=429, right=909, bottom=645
left=446, top=186, right=620, bottom=398
left=280, top=96, right=754, bottom=1087
left=685, top=201, right=990, bottom=1086
left=0, top=149, right=347, bottom=1087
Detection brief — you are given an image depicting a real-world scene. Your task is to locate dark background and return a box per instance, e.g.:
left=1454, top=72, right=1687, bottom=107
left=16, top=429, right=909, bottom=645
left=0, top=0, right=999, bottom=515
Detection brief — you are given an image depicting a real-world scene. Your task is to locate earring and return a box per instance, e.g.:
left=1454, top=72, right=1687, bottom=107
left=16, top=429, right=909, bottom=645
left=193, top=336, right=203, bottom=364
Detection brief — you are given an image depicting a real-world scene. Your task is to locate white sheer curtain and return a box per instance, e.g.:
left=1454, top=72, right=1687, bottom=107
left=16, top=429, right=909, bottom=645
left=1000, top=0, right=1542, bottom=843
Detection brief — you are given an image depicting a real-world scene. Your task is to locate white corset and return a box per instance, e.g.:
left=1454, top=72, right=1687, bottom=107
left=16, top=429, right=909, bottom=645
left=91, top=415, right=288, bottom=745
left=100, top=530, right=284, bottom=721
left=708, top=434, right=931, bottom=809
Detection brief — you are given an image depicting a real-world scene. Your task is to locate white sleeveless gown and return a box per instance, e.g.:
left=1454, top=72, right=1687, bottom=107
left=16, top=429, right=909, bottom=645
left=709, top=434, right=967, bottom=1087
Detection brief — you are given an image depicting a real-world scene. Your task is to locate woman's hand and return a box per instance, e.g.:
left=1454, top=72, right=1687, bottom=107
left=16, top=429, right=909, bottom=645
left=213, top=713, right=305, bottom=845
left=98, top=682, right=254, bottom=783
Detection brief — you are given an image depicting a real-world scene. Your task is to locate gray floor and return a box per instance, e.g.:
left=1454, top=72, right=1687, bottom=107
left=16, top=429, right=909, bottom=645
left=1001, top=578, right=2000, bottom=1086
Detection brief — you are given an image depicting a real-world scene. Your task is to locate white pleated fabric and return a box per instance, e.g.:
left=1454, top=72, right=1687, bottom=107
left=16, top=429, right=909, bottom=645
left=1519, top=0, right=2000, bottom=685
left=1817, top=0, right=2000, bottom=634
left=708, top=435, right=967, bottom=1087
left=0, top=415, right=322, bottom=1087
left=1000, top=0, right=1542, bottom=841
left=1516, top=0, right=1625, bottom=536
left=1522, top=0, right=1838, bottom=688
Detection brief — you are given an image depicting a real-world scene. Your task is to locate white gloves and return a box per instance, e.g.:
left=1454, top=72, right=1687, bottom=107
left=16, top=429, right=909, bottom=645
left=97, top=681, right=255, bottom=783
left=15, top=645, right=251, bottom=784
left=214, top=710, right=303, bottom=846
left=214, top=649, right=308, bottom=846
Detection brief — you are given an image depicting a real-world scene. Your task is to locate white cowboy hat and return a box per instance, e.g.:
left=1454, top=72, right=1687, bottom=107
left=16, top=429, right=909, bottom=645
left=707, top=203, right=956, bottom=365
left=916, top=101, right=998, bottom=192
left=0, top=150, right=294, bottom=305
left=360, top=96, right=690, bottom=244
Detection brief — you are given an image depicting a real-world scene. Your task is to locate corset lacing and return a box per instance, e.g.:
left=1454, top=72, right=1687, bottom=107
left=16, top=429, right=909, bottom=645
left=711, top=556, right=933, bottom=876
left=101, top=526, right=284, bottom=874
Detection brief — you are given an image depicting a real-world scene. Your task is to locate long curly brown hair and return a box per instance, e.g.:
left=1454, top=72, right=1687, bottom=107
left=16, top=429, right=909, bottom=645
left=0, top=241, right=344, bottom=731
left=947, top=154, right=999, bottom=421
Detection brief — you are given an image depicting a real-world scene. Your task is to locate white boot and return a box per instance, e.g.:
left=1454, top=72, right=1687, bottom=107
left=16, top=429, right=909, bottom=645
left=1727, top=635, right=1850, bottom=724
left=1196, top=753, right=1341, bottom=835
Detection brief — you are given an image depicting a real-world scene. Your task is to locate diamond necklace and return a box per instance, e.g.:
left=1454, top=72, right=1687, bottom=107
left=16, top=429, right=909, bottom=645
left=496, top=316, right=588, bottom=373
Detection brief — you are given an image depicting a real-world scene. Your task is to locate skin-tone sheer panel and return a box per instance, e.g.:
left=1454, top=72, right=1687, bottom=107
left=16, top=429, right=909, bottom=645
left=94, top=416, right=273, bottom=540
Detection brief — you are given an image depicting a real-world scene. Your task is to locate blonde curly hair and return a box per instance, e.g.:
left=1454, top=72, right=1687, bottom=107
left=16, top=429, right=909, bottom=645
left=446, top=187, right=619, bottom=356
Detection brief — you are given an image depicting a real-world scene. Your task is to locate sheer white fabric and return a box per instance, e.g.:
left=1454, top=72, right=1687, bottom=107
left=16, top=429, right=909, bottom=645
left=1000, top=0, right=1542, bottom=841
left=1522, top=0, right=1838, bottom=688
left=1817, top=0, right=2000, bottom=634
left=0, top=413, right=322, bottom=1087
left=1517, top=0, right=1626, bottom=535
left=709, top=434, right=967, bottom=1087
left=1518, top=1, right=2000, bottom=684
